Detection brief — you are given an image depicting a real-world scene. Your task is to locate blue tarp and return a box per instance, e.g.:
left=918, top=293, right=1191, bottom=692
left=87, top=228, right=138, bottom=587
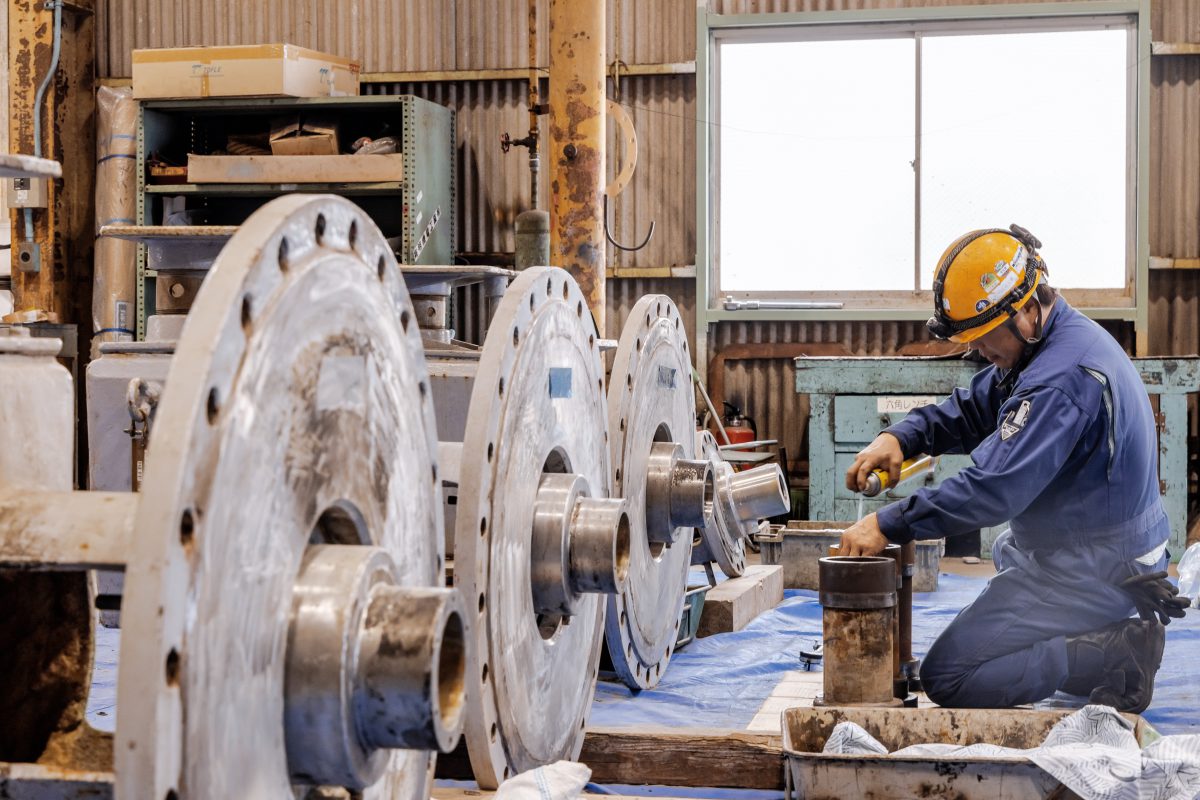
left=591, top=571, right=1200, bottom=736
left=86, top=569, right=1199, bottom=740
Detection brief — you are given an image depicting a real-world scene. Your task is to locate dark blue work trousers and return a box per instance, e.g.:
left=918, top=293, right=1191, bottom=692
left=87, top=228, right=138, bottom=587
left=919, top=530, right=1168, bottom=708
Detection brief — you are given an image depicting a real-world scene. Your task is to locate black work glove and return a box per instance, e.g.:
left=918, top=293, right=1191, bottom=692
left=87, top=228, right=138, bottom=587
left=1119, top=571, right=1190, bottom=626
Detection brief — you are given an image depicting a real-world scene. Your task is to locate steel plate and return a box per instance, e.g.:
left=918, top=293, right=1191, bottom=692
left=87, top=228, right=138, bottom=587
left=453, top=267, right=611, bottom=788
left=116, top=195, right=445, bottom=799
left=605, top=295, right=695, bottom=690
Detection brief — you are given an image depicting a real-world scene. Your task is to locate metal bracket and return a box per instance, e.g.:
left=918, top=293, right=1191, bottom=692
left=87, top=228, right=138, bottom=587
left=15, top=241, right=42, bottom=273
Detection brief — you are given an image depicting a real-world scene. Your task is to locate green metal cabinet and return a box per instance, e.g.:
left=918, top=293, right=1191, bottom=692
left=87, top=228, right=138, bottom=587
left=135, top=95, right=455, bottom=338
left=795, top=356, right=1199, bottom=559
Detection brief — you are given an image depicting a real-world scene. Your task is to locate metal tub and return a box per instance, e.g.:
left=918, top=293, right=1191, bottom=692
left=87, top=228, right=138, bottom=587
left=759, top=522, right=943, bottom=591
left=782, top=706, right=1155, bottom=800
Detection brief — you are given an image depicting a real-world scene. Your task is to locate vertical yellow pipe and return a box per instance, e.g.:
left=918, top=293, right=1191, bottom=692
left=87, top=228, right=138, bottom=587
left=548, top=0, right=606, bottom=335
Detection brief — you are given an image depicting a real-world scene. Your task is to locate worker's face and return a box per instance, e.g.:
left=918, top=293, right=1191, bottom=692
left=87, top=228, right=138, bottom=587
left=967, top=304, right=1038, bottom=370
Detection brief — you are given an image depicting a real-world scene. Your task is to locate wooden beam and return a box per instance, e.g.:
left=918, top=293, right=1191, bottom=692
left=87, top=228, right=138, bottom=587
left=696, top=564, right=784, bottom=638
left=99, top=62, right=697, bottom=87
left=1152, top=42, right=1200, bottom=56
left=350, top=62, right=697, bottom=84
left=579, top=726, right=785, bottom=789
left=7, top=0, right=95, bottom=324
left=606, top=265, right=696, bottom=279
left=365, top=67, right=542, bottom=83
left=433, top=792, right=697, bottom=800
left=1149, top=256, right=1200, bottom=269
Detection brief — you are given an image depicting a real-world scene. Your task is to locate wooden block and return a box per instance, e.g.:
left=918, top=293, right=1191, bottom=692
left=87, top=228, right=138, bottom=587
left=186, top=153, right=405, bottom=184
left=696, top=565, right=783, bottom=638
left=434, top=791, right=697, bottom=800
left=580, top=726, right=784, bottom=790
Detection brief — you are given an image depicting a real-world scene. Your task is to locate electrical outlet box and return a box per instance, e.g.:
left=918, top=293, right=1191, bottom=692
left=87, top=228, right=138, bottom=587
left=15, top=241, right=41, bottom=273
left=8, top=177, right=48, bottom=209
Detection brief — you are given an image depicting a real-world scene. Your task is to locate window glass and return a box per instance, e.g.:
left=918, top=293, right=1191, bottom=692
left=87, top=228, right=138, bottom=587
left=715, top=25, right=1131, bottom=296
left=718, top=38, right=916, bottom=291
left=920, top=29, right=1129, bottom=289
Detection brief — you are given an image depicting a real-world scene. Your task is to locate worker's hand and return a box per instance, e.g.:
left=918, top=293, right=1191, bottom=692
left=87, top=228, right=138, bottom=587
left=1119, top=571, right=1190, bottom=626
left=837, top=513, right=890, bottom=557
left=845, top=432, right=904, bottom=494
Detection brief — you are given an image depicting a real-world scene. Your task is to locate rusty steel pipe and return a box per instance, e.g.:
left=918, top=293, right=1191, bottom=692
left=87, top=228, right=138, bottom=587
left=548, top=0, right=606, bottom=334
left=816, top=556, right=903, bottom=708
left=900, top=540, right=919, bottom=685
left=873, top=546, right=902, bottom=690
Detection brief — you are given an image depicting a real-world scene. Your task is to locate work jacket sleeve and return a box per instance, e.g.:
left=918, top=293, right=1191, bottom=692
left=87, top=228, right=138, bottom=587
left=876, top=384, right=1093, bottom=544
left=884, top=368, right=1004, bottom=458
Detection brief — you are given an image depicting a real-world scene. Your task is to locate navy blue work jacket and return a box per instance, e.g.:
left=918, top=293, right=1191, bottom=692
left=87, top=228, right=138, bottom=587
left=876, top=299, right=1168, bottom=557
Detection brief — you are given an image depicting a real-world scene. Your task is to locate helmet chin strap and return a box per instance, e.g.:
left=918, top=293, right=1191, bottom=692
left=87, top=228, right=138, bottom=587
left=998, top=300, right=1046, bottom=384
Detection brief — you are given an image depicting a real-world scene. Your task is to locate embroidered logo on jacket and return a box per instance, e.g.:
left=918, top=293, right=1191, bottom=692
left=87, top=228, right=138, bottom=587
left=1000, top=399, right=1031, bottom=440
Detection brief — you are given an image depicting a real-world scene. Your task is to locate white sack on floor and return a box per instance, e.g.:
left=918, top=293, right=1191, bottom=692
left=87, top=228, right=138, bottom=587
left=493, top=760, right=592, bottom=800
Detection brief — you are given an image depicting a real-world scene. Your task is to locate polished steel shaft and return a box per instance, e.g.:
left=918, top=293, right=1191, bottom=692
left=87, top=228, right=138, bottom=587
left=644, top=441, right=713, bottom=544
left=285, top=546, right=466, bottom=789
left=531, top=473, right=630, bottom=616
left=728, top=463, right=790, bottom=522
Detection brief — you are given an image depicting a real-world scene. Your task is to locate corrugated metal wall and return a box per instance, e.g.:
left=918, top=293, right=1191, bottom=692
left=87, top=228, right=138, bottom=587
left=96, top=0, right=1200, bottom=479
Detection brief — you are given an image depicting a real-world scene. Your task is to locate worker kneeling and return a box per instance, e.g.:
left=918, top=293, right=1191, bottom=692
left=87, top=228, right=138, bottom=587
left=840, top=225, right=1189, bottom=714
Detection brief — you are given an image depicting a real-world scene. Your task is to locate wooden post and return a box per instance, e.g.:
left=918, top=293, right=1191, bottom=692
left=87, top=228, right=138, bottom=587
left=7, top=0, right=95, bottom=325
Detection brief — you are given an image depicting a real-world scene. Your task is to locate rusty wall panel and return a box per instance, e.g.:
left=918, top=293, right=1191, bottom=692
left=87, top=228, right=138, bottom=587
left=96, top=0, right=457, bottom=77
left=607, top=276, right=697, bottom=343
left=365, top=80, right=542, bottom=255
left=1151, top=57, right=1200, bottom=260
left=1149, top=270, right=1200, bottom=357
left=710, top=320, right=931, bottom=472
left=611, top=0, right=695, bottom=65
left=456, top=0, right=549, bottom=70
left=366, top=76, right=689, bottom=267
left=1153, top=0, right=1200, bottom=43
left=607, top=75, right=695, bottom=270
left=97, top=0, right=695, bottom=76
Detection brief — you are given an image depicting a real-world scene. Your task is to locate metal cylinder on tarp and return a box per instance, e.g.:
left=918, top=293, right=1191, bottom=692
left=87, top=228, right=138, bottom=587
left=816, top=556, right=902, bottom=707
left=92, top=86, right=138, bottom=354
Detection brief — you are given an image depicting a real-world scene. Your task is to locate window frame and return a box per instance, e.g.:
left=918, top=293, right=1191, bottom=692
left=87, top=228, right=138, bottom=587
left=694, top=1, right=1150, bottom=358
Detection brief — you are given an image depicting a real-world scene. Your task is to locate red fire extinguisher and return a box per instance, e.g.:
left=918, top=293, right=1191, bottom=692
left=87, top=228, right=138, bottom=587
left=722, top=402, right=757, bottom=446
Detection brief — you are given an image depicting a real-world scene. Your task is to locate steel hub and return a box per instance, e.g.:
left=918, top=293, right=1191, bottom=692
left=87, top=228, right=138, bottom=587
left=692, top=433, right=791, bottom=578
left=451, top=267, right=623, bottom=787
left=116, top=195, right=460, bottom=799
left=605, top=295, right=705, bottom=690
left=693, top=430, right=748, bottom=577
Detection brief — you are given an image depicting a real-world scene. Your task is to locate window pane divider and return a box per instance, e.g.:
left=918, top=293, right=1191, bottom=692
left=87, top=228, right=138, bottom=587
left=914, top=32, right=923, bottom=292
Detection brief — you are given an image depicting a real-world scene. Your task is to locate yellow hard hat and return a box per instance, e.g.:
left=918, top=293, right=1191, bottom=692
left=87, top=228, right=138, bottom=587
left=927, top=225, right=1045, bottom=343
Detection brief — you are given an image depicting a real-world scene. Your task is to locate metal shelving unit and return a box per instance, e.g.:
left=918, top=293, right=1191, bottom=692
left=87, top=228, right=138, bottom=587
left=134, top=95, right=455, bottom=339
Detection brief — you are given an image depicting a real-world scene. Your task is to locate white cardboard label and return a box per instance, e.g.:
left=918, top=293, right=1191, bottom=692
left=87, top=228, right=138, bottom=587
left=876, top=396, right=939, bottom=414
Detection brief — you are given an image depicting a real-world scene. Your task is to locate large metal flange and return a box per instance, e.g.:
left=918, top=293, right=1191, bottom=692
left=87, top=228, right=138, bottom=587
left=116, top=195, right=458, bottom=799
left=692, top=430, right=748, bottom=577
left=606, top=294, right=700, bottom=691
left=454, top=267, right=618, bottom=788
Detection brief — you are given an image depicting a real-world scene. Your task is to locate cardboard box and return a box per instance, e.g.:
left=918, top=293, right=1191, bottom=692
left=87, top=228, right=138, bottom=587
left=133, top=44, right=359, bottom=100
left=269, top=116, right=340, bottom=156
left=187, top=154, right=405, bottom=184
